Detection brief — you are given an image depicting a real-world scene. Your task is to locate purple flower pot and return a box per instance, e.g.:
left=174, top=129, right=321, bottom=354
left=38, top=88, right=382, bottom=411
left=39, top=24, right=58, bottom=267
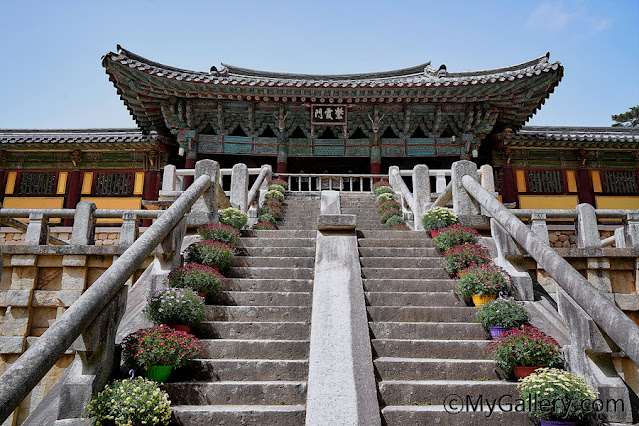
left=540, top=420, right=578, bottom=426
left=489, top=326, right=512, bottom=339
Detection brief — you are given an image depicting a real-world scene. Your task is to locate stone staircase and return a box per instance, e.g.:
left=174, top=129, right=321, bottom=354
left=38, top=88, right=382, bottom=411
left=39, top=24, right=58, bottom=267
left=277, top=193, right=321, bottom=230
left=359, top=230, right=533, bottom=425
left=340, top=193, right=387, bottom=230
left=165, top=229, right=315, bottom=425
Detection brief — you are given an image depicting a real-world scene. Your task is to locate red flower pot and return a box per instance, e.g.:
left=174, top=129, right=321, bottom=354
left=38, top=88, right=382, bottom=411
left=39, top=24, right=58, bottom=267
left=168, top=324, right=191, bottom=333
left=513, top=366, right=541, bottom=379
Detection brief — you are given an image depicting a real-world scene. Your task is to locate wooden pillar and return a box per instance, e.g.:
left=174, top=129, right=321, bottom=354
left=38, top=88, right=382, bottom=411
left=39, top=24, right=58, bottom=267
left=183, top=155, right=196, bottom=189
left=142, top=171, right=158, bottom=227
left=277, top=144, right=288, bottom=173
left=500, top=165, right=517, bottom=204
left=577, top=168, right=594, bottom=206
left=63, top=170, right=82, bottom=226
left=370, top=146, right=382, bottom=182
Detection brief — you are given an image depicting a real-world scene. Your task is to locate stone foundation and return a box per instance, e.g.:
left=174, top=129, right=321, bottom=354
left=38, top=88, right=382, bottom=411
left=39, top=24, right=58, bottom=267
left=0, top=248, right=152, bottom=426
left=0, top=227, right=149, bottom=247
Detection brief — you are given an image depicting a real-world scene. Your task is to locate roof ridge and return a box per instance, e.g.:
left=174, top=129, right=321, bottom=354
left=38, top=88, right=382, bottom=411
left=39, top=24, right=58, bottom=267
left=446, top=53, right=554, bottom=77
left=222, top=62, right=432, bottom=81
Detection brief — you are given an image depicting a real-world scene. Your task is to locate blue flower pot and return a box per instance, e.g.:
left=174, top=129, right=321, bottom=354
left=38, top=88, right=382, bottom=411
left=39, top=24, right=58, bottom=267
left=540, top=420, right=578, bottom=426
left=489, top=326, right=512, bottom=339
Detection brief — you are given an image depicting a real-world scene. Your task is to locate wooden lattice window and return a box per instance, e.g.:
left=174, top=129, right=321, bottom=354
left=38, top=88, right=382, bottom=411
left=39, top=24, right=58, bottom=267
left=528, top=170, right=564, bottom=193
left=18, top=172, right=56, bottom=195
left=603, top=170, right=638, bottom=194
left=94, top=172, right=133, bottom=196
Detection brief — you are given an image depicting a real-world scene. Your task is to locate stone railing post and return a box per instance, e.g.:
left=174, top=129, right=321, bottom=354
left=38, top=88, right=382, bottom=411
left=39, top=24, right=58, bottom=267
left=70, top=201, right=96, bottom=245
left=479, top=164, right=495, bottom=192
left=451, top=160, right=480, bottom=216
left=119, top=212, right=139, bottom=247
left=557, top=288, right=632, bottom=423
left=412, top=165, right=430, bottom=231
left=490, top=218, right=534, bottom=300
left=56, top=286, right=128, bottom=422
left=188, top=159, right=220, bottom=227
left=158, top=164, right=179, bottom=202
left=530, top=212, right=550, bottom=246
left=575, top=203, right=601, bottom=249
left=24, top=213, right=49, bottom=245
left=435, top=171, right=447, bottom=195
left=230, top=163, right=249, bottom=212
left=625, top=212, right=639, bottom=248
left=161, top=164, right=177, bottom=192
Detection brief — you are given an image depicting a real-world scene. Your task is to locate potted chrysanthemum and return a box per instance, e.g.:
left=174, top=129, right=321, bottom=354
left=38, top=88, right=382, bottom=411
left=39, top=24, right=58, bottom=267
left=517, top=368, right=598, bottom=426
left=121, top=325, right=202, bottom=382
left=476, top=298, right=530, bottom=338
left=488, top=325, right=562, bottom=379
left=84, top=377, right=172, bottom=425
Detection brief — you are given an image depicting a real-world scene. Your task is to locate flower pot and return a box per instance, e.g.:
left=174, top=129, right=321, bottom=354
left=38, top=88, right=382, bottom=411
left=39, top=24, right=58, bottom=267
left=513, top=366, right=541, bottom=379
left=144, top=365, right=173, bottom=382
left=540, top=420, right=578, bottom=426
left=168, top=324, right=191, bottom=333
left=471, top=294, right=497, bottom=307
left=489, top=326, right=512, bottom=339
left=197, top=292, right=207, bottom=299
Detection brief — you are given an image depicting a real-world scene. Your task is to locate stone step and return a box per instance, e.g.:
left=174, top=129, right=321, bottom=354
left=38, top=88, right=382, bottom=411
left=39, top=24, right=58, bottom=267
left=239, top=238, right=316, bottom=248
left=225, top=279, right=313, bottom=292
left=200, top=339, right=309, bottom=359
left=205, top=306, right=311, bottom=322
left=358, top=247, right=438, bottom=257
left=194, top=321, right=310, bottom=340
left=369, top=322, right=486, bottom=340
left=381, top=405, right=533, bottom=426
left=242, top=230, right=316, bottom=238
left=186, top=359, right=308, bottom=381
left=164, top=381, right=307, bottom=405
left=360, top=257, right=442, bottom=269
left=361, top=267, right=449, bottom=279
left=232, top=257, right=315, bottom=268
left=358, top=238, right=436, bottom=248
left=172, top=405, right=306, bottom=426
left=212, top=291, right=313, bottom=306
left=374, top=358, right=500, bottom=381
left=365, top=292, right=464, bottom=307
left=225, top=267, right=313, bottom=280
left=358, top=230, right=430, bottom=239
left=378, top=380, right=519, bottom=406
left=240, top=246, right=316, bottom=257
left=363, top=279, right=454, bottom=293
left=371, top=339, right=490, bottom=359
left=367, top=306, right=477, bottom=322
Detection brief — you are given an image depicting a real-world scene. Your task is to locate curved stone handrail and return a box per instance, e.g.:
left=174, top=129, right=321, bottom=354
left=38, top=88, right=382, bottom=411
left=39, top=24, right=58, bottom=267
left=0, top=163, right=218, bottom=422
left=460, top=173, right=639, bottom=365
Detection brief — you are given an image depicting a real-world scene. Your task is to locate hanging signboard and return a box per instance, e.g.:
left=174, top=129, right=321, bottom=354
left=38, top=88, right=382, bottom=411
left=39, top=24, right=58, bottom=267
left=311, top=105, right=347, bottom=125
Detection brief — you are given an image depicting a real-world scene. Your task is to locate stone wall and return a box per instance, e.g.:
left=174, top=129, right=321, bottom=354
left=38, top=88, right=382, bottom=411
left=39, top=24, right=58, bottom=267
left=0, top=247, right=152, bottom=426
left=544, top=226, right=618, bottom=249
left=0, top=227, right=150, bottom=247
left=525, top=249, right=639, bottom=394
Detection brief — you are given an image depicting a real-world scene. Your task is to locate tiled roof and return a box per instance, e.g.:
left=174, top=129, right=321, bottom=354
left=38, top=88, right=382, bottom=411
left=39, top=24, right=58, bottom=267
left=106, top=46, right=561, bottom=88
left=0, top=128, right=158, bottom=148
left=102, top=46, right=564, bottom=136
left=506, top=126, right=639, bottom=148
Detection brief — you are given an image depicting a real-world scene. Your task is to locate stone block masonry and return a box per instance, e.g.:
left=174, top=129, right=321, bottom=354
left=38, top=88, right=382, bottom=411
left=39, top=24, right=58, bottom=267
left=0, top=247, right=152, bottom=426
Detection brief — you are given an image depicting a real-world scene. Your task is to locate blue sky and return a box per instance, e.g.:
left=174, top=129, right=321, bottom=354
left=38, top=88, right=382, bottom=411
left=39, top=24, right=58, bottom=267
left=0, top=0, right=637, bottom=129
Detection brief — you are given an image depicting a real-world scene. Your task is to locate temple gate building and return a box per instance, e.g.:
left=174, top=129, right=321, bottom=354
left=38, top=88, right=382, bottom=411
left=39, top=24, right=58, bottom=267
left=1, top=45, right=638, bottom=214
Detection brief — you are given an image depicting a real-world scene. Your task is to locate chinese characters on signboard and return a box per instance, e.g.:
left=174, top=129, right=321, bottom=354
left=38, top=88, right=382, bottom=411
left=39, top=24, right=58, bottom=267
left=311, top=105, right=347, bottom=125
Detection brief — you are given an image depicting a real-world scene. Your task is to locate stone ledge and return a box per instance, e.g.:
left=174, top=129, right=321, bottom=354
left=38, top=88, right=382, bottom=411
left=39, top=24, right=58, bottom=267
left=317, top=214, right=357, bottom=231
